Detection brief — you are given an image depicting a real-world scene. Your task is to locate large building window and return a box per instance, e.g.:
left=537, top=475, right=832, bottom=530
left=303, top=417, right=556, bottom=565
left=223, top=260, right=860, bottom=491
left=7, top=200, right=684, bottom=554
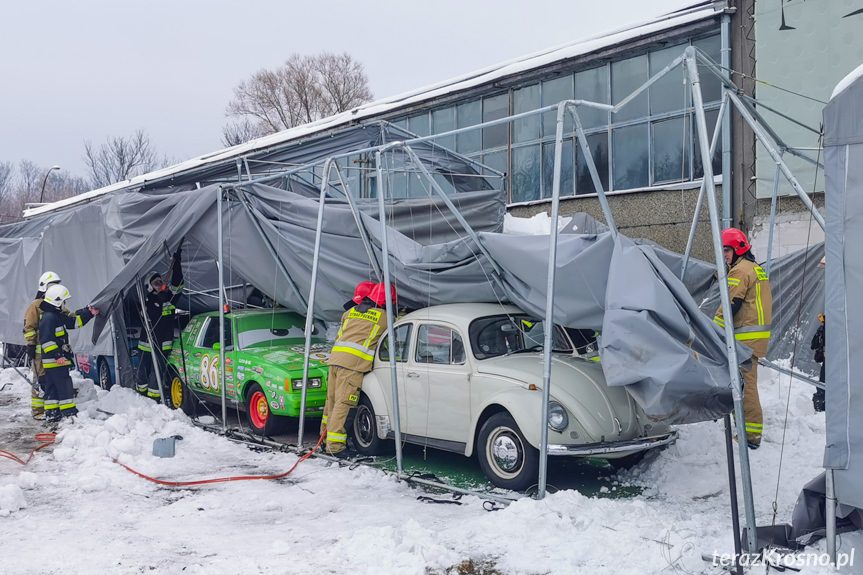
left=387, top=33, right=722, bottom=204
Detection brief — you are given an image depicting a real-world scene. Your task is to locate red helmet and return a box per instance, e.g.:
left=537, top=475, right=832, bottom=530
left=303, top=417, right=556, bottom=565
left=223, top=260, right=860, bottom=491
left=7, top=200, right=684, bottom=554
left=368, top=283, right=397, bottom=307
left=722, top=228, right=751, bottom=256
left=352, top=281, right=376, bottom=304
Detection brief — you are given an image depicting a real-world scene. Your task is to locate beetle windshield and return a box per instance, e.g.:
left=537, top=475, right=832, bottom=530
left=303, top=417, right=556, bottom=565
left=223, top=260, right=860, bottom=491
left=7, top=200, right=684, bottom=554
left=236, top=312, right=326, bottom=349
left=469, top=314, right=573, bottom=359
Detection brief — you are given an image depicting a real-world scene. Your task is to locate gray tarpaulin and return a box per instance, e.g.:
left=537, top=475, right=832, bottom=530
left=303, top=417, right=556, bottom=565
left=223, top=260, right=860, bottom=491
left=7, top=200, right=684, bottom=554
left=822, top=67, right=863, bottom=510
left=3, top=180, right=744, bottom=424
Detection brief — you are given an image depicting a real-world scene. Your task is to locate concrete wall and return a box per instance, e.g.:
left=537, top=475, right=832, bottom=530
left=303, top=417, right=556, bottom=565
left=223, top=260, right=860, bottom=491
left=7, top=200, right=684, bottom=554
left=508, top=183, right=726, bottom=263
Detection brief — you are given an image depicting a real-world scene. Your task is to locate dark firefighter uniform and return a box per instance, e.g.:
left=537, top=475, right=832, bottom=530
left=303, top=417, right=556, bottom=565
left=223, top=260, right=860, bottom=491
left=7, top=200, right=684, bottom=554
left=38, top=302, right=94, bottom=421
left=136, top=249, right=184, bottom=400
left=714, top=258, right=773, bottom=447
left=24, top=295, right=76, bottom=418
left=321, top=300, right=388, bottom=455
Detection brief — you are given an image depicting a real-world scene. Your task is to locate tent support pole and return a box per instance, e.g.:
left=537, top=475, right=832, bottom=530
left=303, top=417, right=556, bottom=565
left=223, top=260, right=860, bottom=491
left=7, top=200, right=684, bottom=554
left=724, top=414, right=745, bottom=575
left=217, top=187, right=227, bottom=433
left=681, top=93, right=729, bottom=281
left=298, top=159, right=334, bottom=450
left=826, top=468, right=837, bottom=564
left=235, top=189, right=309, bottom=309
left=376, top=148, right=403, bottom=475
left=401, top=145, right=505, bottom=279
left=331, top=162, right=381, bottom=282
left=766, top=155, right=783, bottom=276
left=537, top=102, right=569, bottom=498
left=685, top=47, right=759, bottom=555
left=726, top=91, right=825, bottom=231
left=568, top=104, right=618, bottom=236
left=721, top=12, right=733, bottom=229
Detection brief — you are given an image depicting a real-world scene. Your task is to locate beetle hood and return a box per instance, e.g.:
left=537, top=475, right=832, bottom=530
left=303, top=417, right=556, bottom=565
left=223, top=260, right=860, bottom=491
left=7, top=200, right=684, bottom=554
left=475, top=353, right=641, bottom=441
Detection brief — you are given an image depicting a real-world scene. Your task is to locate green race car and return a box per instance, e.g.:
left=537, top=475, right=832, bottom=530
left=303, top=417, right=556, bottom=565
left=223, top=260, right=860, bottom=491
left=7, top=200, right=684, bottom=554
left=166, top=309, right=331, bottom=435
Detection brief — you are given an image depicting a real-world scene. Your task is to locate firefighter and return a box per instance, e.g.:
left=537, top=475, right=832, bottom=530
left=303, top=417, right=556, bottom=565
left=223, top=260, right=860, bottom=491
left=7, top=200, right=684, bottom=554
left=136, top=245, right=184, bottom=402
left=714, top=228, right=773, bottom=450
left=38, top=285, right=96, bottom=422
left=321, top=281, right=392, bottom=456
left=23, top=271, right=70, bottom=419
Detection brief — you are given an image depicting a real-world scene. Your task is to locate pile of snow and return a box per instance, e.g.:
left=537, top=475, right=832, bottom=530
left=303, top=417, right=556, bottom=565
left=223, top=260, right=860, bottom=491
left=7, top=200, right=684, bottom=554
left=504, top=212, right=573, bottom=235
left=0, top=365, right=847, bottom=574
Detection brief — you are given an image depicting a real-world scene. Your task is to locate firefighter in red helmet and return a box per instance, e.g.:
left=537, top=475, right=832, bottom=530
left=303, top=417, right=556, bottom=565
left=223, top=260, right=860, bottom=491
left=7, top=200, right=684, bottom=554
left=714, top=228, right=773, bottom=449
left=320, top=281, right=393, bottom=456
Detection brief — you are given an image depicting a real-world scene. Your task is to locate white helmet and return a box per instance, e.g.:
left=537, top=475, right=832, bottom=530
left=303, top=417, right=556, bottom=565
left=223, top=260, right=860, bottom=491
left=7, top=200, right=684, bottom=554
left=38, top=271, right=62, bottom=292
left=44, top=284, right=71, bottom=309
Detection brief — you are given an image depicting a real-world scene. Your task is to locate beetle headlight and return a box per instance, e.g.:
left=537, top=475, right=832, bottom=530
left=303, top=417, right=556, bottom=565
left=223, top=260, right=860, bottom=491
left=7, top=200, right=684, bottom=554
left=547, top=401, right=569, bottom=432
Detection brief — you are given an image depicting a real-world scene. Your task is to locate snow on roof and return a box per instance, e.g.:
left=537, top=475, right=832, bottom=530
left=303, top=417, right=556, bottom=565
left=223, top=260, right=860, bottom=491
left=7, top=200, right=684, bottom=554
left=26, top=2, right=717, bottom=218
left=831, top=62, right=863, bottom=100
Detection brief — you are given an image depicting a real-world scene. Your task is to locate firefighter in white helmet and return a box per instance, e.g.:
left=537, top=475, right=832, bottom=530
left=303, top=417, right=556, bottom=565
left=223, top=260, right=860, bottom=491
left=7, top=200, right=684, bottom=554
left=22, top=271, right=68, bottom=419
left=37, top=285, right=98, bottom=422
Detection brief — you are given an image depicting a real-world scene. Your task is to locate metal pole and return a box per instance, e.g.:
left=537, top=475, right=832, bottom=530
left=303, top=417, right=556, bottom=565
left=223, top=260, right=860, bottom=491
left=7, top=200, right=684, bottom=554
left=331, top=162, right=381, bottom=282
left=726, top=91, right=825, bottom=230
left=685, top=48, right=759, bottom=555
left=217, top=187, right=227, bottom=433
left=376, top=149, right=403, bottom=475
left=681, top=94, right=729, bottom=281
left=721, top=13, right=733, bottom=230
left=765, top=155, right=783, bottom=276
left=826, top=468, right=837, bottom=564
left=724, top=414, right=745, bottom=575
left=401, top=145, right=505, bottom=278
left=235, top=189, right=308, bottom=309
left=568, top=103, right=618, bottom=236
left=298, top=158, right=333, bottom=449
left=537, top=102, right=568, bottom=499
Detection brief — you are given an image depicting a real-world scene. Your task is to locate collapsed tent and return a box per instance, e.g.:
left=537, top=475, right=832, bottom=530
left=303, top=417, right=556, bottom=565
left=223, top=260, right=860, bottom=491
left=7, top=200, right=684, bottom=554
left=1, top=167, right=749, bottom=424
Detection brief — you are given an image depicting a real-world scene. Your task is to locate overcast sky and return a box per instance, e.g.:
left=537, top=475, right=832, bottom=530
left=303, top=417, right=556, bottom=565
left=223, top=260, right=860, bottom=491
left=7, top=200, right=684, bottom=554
left=1, top=0, right=697, bottom=180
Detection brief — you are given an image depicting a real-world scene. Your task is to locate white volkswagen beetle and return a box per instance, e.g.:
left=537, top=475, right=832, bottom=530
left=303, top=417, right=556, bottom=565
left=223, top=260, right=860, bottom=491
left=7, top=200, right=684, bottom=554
left=349, top=303, right=677, bottom=490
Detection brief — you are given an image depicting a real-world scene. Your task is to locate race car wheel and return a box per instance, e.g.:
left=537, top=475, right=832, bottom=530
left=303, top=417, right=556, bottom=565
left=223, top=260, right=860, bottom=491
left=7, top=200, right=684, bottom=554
left=351, top=394, right=389, bottom=456
left=98, top=357, right=113, bottom=391
left=245, top=383, right=283, bottom=436
left=477, top=412, right=539, bottom=491
left=169, top=368, right=197, bottom=417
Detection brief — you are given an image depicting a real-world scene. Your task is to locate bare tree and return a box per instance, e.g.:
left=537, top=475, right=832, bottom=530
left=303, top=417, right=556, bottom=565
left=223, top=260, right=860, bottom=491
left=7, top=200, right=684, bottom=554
left=223, top=52, right=373, bottom=145
left=83, top=129, right=160, bottom=189
left=0, top=161, right=89, bottom=223
left=221, top=119, right=269, bottom=148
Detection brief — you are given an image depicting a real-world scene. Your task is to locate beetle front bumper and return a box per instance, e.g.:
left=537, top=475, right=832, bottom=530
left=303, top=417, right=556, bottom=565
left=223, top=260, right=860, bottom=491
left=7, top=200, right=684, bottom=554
left=546, top=429, right=678, bottom=456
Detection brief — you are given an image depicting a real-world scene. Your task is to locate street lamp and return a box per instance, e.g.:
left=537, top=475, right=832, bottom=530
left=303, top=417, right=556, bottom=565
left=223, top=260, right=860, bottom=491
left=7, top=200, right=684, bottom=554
left=39, top=165, right=61, bottom=204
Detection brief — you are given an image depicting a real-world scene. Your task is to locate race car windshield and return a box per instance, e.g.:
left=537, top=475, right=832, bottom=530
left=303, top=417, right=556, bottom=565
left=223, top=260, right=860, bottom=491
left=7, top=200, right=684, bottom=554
left=237, top=312, right=326, bottom=349
left=469, top=314, right=573, bottom=360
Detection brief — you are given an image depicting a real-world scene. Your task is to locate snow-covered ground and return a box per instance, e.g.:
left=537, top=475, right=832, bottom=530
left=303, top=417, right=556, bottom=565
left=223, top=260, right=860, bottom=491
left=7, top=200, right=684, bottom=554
left=0, top=362, right=851, bottom=575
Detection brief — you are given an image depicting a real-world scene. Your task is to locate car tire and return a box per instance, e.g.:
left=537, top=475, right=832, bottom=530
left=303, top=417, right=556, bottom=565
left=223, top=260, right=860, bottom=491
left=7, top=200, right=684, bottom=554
left=351, top=394, right=389, bottom=456
left=245, top=383, right=283, bottom=436
left=97, top=357, right=113, bottom=391
left=476, top=412, right=539, bottom=491
left=168, top=368, right=197, bottom=417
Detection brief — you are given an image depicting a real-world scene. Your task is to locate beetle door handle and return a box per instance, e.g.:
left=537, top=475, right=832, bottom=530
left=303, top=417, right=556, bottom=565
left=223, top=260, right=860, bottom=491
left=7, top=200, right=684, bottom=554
left=406, top=372, right=420, bottom=378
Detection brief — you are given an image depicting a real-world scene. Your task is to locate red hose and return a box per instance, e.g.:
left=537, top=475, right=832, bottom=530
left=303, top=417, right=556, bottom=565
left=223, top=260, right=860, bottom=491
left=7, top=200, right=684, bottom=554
left=113, top=433, right=325, bottom=487
left=0, top=433, right=56, bottom=465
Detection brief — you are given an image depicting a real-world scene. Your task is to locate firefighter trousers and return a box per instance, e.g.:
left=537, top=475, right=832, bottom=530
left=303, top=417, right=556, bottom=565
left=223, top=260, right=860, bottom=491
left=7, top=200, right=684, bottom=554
left=321, top=366, right=364, bottom=454
left=136, top=349, right=169, bottom=400
left=42, top=367, right=76, bottom=420
left=740, top=348, right=764, bottom=446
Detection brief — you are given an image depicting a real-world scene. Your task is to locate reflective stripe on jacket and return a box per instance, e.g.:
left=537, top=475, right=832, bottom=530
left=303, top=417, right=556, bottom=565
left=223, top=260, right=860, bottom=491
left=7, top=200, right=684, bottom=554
left=714, top=259, right=773, bottom=355
left=327, top=306, right=388, bottom=373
